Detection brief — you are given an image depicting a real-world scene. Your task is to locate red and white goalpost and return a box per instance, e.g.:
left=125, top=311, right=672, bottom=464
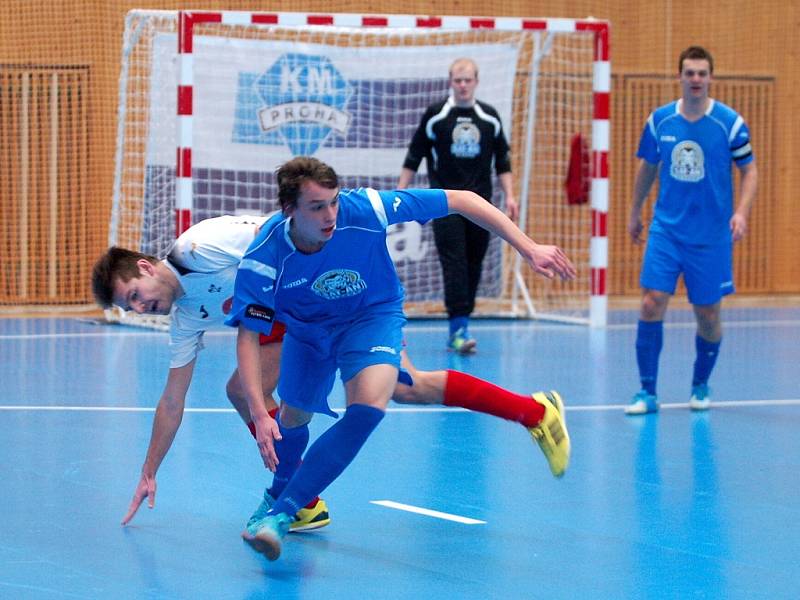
left=110, top=10, right=609, bottom=327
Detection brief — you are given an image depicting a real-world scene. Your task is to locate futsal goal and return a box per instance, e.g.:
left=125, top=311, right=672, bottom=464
left=110, top=10, right=609, bottom=327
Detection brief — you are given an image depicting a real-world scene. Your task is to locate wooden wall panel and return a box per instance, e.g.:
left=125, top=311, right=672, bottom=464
left=0, top=0, right=797, bottom=307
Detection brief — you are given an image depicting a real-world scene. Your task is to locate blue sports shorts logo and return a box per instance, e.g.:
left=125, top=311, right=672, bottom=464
left=232, top=53, right=353, bottom=155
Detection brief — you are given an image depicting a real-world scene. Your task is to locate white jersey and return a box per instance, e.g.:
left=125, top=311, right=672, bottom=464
left=165, top=214, right=268, bottom=368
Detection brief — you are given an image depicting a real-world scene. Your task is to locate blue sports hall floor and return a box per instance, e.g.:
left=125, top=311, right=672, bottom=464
left=1, top=305, right=799, bottom=599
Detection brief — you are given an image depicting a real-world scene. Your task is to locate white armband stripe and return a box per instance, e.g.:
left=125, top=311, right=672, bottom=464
left=239, top=259, right=276, bottom=279
left=366, top=188, right=388, bottom=228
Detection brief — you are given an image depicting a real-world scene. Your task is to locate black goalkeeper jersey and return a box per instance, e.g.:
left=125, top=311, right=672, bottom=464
left=402, top=96, right=511, bottom=202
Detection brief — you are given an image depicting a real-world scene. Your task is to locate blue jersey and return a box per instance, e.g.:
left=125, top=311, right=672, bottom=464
left=225, top=187, right=448, bottom=339
left=637, top=99, right=754, bottom=244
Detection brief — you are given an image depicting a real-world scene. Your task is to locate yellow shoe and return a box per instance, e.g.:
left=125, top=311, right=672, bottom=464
left=291, top=499, right=330, bottom=532
left=447, top=327, right=477, bottom=355
left=528, top=391, right=571, bottom=478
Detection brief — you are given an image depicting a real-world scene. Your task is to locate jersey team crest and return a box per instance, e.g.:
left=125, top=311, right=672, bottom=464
left=450, top=120, right=481, bottom=158
left=670, top=140, right=705, bottom=182
left=311, top=269, right=368, bottom=300
left=232, top=53, right=353, bottom=155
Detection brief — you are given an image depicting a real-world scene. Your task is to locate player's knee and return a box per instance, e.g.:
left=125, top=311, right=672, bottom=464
left=641, top=292, right=668, bottom=320
left=392, top=382, right=440, bottom=405
left=225, top=378, right=240, bottom=405
left=392, top=384, right=417, bottom=404
left=694, top=307, right=721, bottom=339
left=279, top=404, right=313, bottom=428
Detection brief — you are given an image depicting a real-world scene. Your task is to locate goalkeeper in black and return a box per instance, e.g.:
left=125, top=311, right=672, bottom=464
left=398, top=57, right=517, bottom=354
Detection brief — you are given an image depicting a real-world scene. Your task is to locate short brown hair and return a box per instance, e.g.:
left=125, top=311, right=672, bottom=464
left=91, top=246, right=158, bottom=308
left=276, top=156, right=339, bottom=213
left=679, top=46, right=714, bottom=74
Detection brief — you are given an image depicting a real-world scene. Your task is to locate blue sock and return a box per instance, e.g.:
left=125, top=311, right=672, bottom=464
left=268, top=420, right=309, bottom=499
left=449, top=316, right=468, bottom=336
left=636, top=320, right=663, bottom=395
left=269, top=404, right=385, bottom=517
left=692, top=335, right=721, bottom=387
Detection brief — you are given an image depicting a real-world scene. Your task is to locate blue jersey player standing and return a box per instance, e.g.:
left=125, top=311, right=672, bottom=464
left=625, top=46, right=758, bottom=415
left=225, top=156, right=576, bottom=560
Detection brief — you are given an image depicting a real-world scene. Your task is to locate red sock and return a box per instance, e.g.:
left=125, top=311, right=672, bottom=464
left=443, top=370, right=545, bottom=427
left=246, top=406, right=279, bottom=439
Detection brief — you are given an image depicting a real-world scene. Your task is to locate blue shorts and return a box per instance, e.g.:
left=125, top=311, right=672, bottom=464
left=641, top=229, right=734, bottom=305
left=277, top=310, right=406, bottom=417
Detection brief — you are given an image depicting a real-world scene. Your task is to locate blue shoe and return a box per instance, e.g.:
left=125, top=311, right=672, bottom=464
left=689, top=383, right=711, bottom=411
left=246, top=487, right=275, bottom=528
left=625, top=390, right=659, bottom=415
left=247, top=488, right=331, bottom=532
left=242, top=512, right=293, bottom=561
left=448, top=327, right=477, bottom=355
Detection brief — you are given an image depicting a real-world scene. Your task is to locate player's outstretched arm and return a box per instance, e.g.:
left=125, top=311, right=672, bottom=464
left=445, top=189, right=576, bottom=281
left=121, top=360, right=195, bottom=525
left=236, top=325, right=282, bottom=471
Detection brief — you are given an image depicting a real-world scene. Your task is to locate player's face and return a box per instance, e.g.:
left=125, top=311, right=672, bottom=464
left=288, top=180, right=340, bottom=253
left=679, top=58, right=712, bottom=101
left=450, top=64, right=478, bottom=105
left=112, top=260, right=174, bottom=315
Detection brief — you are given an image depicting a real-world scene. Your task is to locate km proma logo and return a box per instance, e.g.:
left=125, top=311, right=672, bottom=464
left=233, top=53, right=353, bottom=155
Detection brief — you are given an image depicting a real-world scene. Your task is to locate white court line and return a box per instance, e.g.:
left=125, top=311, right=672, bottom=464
left=370, top=500, right=485, bottom=525
left=0, top=331, right=166, bottom=340
left=1, top=399, right=799, bottom=413
left=2, top=317, right=799, bottom=340
left=571, top=398, right=800, bottom=411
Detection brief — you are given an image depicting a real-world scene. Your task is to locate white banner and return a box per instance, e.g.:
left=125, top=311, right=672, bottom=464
left=148, top=32, right=521, bottom=176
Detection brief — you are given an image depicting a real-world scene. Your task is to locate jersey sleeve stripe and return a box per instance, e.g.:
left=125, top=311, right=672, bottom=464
left=729, top=115, right=745, bottom=143
left=473, top=102, right=501, bottom=136
left=239, top=258, right=276, bottom=279
left=646, top=113, right=656, bottom=140
left=425, top=97, right=454, bottom=140
left=365, top=187, right=389, bottom=228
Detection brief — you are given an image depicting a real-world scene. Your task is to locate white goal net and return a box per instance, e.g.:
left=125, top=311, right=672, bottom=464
left=110, top=10, right=608, bottom=326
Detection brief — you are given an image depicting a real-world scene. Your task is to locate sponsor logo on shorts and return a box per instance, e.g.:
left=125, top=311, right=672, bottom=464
left=245, top=304, right=275, bottom=322
left=370, top=346, right=397, bottom=354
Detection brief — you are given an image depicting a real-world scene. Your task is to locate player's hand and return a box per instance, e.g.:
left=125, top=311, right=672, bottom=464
left=730, top=212, right=748, bottom=242
left=526, top=243, right=576, bottom=281
left=254, top=414, right=282, bottom=472
left=121, top=472, right=156, bottom=526
left=505, top=197, right=520, bottom=222
left=628, top=213, right=644, bottom=244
